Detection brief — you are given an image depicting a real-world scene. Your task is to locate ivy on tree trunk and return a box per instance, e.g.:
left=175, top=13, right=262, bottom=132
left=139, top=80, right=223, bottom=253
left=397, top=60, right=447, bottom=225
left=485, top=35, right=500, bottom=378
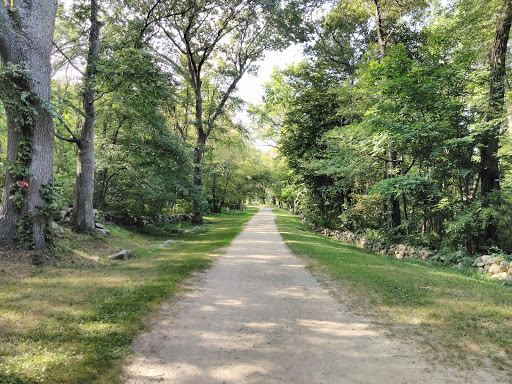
left=0, top=0, right=58, bottom=250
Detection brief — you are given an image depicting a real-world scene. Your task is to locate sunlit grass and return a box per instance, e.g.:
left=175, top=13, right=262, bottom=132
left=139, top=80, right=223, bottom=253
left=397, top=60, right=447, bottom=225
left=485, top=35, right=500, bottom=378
left=0, top=208, right=257, bottom=384
left=274, top=209, right=512, bottom=373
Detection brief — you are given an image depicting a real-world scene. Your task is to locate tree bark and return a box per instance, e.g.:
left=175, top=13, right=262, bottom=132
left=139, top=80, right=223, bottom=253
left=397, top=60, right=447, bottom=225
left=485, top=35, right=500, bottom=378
left=192, top=134, right=205, bottom=224
left=373, top=0, right=401, bottom=231
left=374, top=0, right=387, bottom=58
left=479, top=0, right=512, bottom=243
left=0, top=0, right=58, bottom=250
left=388, top=143, right=401, bottom=230
left=480, top=0, right=512, bottom=196
left=71, top=0, right=103, bottom=233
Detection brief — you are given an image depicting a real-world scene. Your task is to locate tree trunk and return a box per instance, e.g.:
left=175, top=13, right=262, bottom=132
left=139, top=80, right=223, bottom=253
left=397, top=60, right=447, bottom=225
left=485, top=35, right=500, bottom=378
left=479, top=0, right=512, bottom=243
left=480, top=0, right=512, bottom=196
left=71, top=0, right=103, bottom=233
left=0, top=0, right=58, bottom=250
left=191, top=132, right=205, bottom=224
left=388, top=144, right=402, bottom=230
left=374, top=0, right=401, bottom=231
left=374, top=0, right=387, bottom=58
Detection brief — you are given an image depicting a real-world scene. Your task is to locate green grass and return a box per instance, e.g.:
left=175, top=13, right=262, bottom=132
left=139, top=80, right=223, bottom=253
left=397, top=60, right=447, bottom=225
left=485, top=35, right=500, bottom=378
left=0, top=208, right=257, bottom=384
left=274, top=209, right=512, bottom=372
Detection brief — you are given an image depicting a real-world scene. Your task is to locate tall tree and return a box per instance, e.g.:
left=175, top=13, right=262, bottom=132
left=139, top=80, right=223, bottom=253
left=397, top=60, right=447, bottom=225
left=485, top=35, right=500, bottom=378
left=156, top=0, right=310, bottom=223
left=478, top=0, right=512, bottom=242
left=480, top=0, right=512, bottom=196
left=0, top=0, right=58, bottom=249
left=70, top=0, right=103, bottom=233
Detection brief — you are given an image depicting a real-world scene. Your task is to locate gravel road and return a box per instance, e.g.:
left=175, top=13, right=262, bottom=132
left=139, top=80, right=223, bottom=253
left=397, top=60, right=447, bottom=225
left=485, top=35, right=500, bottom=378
left=123, top=208, right=504, bottom=383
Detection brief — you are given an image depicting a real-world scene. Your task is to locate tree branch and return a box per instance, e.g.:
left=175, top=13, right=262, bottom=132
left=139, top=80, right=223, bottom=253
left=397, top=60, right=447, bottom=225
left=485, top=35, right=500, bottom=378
left=205, top=65, right=247, bottom=139
left=402, top=159, right=416, bottom=175
left=52, top=42, right=85, bottom=76
left=55, top=131, right=80, bottom=144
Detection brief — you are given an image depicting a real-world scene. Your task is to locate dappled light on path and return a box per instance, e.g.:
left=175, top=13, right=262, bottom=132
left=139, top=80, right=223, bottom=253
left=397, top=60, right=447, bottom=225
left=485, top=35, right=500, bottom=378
left=124, top=208, right=501, bottom=384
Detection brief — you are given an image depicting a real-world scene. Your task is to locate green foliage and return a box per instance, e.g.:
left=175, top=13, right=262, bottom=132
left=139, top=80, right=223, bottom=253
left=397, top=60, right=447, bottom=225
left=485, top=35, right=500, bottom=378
left=371, top=176, right=441, bottom=203
left=257, top=0, right=512, bottom=255
left=444, top=191, right=512, bottom=253
left=340, top=193, right=383, bottom=231
left=14, top=212, right=34, bottom=247
left=0, top=63, right=38, bottom=130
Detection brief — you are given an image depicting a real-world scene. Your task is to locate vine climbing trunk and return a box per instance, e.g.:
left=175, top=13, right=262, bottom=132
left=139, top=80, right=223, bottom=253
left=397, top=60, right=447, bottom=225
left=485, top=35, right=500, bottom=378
left=71, top=0, right=103, bottom=233
left=0, top=0, right=58, bottom=250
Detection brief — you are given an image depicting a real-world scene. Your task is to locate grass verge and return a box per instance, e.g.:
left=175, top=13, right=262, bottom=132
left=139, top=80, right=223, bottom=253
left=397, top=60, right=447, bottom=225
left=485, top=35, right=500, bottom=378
left=274, top=209, right=512, bottom=373
left=0, top=208, right=257, bottom=384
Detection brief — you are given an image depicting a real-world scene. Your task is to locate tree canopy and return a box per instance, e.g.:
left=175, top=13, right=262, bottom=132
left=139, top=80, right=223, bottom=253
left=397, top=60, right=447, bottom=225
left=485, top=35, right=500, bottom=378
left=0, top=0, right=511, bottom=257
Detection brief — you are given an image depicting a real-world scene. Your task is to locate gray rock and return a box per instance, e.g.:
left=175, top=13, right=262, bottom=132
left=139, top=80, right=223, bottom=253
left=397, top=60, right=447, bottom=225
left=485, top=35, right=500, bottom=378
left=185, top=226, right=203, bottom=234
left=481, top=255, right=492, bottom=265
left=108, top=250, right=135, bottom=260
left=50, top=221, right=65, bottom=234
left=95, top=222, right=104, bottom=229
left=152, top=240, right=176, bottom=248
left=97, top=229, right=110, bottom=235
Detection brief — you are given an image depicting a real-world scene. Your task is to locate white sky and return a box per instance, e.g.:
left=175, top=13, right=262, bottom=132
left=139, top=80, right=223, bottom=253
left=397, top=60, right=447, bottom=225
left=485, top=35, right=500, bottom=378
left=235, top=44, right=304, bottom=151
left=236, top=44, right=304, bottom=106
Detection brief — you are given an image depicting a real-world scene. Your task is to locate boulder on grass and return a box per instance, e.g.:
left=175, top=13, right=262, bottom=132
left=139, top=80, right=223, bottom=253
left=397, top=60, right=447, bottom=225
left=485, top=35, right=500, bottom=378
left=152, top=240, right=176, bottom=248
left=488, top=263, right=501, bottom=274
left=109, top=250, right=135, bottom=260
left=481, top=255, right=493, bottom=265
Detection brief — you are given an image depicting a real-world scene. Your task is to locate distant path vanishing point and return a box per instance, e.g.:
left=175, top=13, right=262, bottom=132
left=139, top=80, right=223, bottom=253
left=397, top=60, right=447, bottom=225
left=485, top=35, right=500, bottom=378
left=124, top=208, right=503, bottom=384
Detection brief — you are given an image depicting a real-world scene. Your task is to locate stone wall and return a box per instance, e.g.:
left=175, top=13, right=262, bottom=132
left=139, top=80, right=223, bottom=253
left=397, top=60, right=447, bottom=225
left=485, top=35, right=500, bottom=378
left=299, top=214, right=512, bottom=282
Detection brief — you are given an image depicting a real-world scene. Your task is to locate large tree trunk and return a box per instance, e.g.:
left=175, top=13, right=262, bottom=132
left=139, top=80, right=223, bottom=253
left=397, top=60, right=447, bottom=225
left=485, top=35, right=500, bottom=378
left=388, top=144, right=401, bottom=230
left=192, top=132, right=205, bottom=224
left=374, top=0, right=401, bottom=231
left=71, top=0, right=102, bottom=233
left=479, top=0, right=512, bottom=243
left=0, top=0, right=58, bottom=250
left=480, top=0, right=512, bottom=196
left=190, top=61, right=205, bottom=224
left=374, top=0, right=387, bottom=58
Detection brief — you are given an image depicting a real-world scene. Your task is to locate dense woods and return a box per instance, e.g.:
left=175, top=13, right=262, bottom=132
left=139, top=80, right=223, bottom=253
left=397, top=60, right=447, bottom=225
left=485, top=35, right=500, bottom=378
left=252, top=0, right=512, bottom=260
left=2, top=2, right=512, bottom=382
left=1, top=0, right=512, bottom=260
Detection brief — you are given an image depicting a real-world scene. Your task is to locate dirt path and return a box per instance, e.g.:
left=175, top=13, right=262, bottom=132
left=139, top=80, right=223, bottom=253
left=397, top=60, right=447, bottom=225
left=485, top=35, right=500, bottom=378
left=124, top=208, right=504, bottom=383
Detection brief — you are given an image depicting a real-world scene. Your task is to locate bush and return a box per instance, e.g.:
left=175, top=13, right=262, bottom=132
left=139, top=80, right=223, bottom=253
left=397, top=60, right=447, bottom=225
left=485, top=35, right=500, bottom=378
left=339, top=193, right=383, bottom=232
